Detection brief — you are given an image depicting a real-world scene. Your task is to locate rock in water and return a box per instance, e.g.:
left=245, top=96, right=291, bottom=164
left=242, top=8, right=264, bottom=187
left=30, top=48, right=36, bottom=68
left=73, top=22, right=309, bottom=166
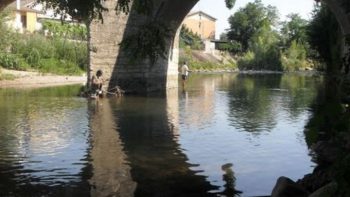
left=271, top=176, right=309, bottom=197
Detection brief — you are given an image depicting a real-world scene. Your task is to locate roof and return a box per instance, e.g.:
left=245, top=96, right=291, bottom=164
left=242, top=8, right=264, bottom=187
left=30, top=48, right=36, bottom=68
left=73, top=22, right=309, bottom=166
left=187, top=11, right=217, bottom=21
left=8, top=0, right=42, bottom=13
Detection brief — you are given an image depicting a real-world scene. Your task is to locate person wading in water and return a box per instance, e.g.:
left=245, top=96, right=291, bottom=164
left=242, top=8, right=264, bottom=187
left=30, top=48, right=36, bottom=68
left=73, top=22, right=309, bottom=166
left=90, top=70, right=103, bottom=99
left=181, top=62, right=190, bottom=88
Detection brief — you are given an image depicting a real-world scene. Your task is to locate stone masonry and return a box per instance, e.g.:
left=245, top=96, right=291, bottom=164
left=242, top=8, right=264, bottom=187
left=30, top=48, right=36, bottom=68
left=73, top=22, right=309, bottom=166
left=88, top=0, right=198, bottom=93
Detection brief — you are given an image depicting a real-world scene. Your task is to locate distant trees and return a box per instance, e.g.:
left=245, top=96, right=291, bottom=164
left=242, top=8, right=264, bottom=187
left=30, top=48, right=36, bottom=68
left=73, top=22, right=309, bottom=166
left=280, top=14, right=308, bottom=47
left=227, top=0, right=279, bottom=52
left=223, top=0, right=318, bottom=71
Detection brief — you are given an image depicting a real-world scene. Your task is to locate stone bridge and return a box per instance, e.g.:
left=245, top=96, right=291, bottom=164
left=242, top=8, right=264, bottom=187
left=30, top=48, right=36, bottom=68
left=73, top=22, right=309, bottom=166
left=88, top=0, right=350, bottom=93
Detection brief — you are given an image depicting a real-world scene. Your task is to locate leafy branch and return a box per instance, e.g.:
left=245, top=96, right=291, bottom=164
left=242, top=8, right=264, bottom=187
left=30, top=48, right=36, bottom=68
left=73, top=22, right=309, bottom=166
left=120, top=19, right=172, bottom=65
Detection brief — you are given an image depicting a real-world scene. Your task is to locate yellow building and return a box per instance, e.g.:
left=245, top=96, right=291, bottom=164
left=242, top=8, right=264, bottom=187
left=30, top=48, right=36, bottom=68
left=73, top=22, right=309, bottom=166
left=182, top=11, right=217, bottom=40
left=8, top=0, right=40, bottom=33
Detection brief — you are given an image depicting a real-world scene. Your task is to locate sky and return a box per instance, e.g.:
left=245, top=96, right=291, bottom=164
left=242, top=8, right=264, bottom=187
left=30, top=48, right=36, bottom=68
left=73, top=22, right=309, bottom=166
left=192, top=0, right=316, bottom=38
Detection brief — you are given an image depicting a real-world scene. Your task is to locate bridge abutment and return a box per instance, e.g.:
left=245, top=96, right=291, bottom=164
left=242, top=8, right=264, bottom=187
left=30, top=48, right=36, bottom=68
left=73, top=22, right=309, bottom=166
left=88, top=0, right=189, bottom=93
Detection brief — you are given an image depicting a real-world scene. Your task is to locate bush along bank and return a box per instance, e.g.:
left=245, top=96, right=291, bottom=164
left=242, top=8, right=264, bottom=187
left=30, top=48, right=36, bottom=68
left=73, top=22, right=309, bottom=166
left=179, top=47, right=238, bottom=72
left=0, top=34, right=87, bottom=76
left=0, top=10, right=87, bottom=76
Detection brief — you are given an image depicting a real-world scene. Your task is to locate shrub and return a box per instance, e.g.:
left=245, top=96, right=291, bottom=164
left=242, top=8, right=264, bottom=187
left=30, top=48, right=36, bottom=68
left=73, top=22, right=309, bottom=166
left=26, top=48, right=41, bottom=67
left=281, top=40, right=309, bottom=71
left=0, top=53, right=21, bottom=70
left=237, top=51, right=255, bottom=70
left=41, top=20, right=87, bottom=40
left=12, top=34, right=55, bottom=60
left=38, top=58, right=83, bottom=75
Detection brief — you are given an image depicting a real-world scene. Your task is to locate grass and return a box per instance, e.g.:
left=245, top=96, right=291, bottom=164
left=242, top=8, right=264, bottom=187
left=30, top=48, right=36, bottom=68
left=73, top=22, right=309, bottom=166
left=0, top=69, right=16, bottom=80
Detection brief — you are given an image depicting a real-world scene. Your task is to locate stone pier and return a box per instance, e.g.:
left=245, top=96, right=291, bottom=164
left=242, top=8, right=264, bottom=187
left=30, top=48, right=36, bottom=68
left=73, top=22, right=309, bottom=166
left=88, top=0, right=198, bottom=93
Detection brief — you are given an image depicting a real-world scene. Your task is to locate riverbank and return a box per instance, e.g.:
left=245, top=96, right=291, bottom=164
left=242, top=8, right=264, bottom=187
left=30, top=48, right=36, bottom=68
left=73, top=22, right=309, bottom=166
left=0, top=68, right=86, bottom=88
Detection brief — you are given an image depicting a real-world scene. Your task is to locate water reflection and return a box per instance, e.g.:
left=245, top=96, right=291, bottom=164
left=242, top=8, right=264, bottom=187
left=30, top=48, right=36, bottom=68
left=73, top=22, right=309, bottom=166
left=110, top=90, right=219, bottom=196
left=0, top=73, right=323, bottom=197
left=0, top=85, right=91, bottom=196
left=221, top=163, right=242, bottom=196
left=88, top=99, right=136, bottom=197
left=179, top=73, right=322, bottom=196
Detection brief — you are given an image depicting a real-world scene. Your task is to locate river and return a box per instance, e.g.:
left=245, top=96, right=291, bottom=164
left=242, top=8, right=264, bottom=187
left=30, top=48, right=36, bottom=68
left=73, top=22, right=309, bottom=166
left=0, top=73, right=323, bottom=197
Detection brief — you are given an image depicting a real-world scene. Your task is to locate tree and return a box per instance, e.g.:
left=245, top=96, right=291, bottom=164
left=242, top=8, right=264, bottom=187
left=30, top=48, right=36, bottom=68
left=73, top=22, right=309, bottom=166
left=227, top=0, right=279, bottom=51
left=308, top=5, right=342, bottom=72
left=280, top=13, right=308, bottom=47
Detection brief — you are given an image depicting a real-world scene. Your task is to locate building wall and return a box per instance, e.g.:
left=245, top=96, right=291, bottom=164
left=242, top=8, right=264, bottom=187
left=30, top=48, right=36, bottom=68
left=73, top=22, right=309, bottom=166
left=25, top=11, right=36, bottom=33
left=182, top=14, right=216, bottom=39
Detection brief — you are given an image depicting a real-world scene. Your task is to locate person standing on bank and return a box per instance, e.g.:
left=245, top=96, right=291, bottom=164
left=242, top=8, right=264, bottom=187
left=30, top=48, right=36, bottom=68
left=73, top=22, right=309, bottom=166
left=181, top=62, right=190, bottom=88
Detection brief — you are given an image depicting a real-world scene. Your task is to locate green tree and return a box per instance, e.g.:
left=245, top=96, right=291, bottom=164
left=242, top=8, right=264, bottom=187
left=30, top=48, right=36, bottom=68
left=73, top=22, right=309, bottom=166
left=248, top=22, right=281, bottom=70
left=280, top=13, right=308, bottom=47
left=0, top=9, right=14, bottom=52
left=180, top=26, right=204, bottom=50
left=227, top=0, right=279, bottom=51
left=308, top=5, right=342, bottom=72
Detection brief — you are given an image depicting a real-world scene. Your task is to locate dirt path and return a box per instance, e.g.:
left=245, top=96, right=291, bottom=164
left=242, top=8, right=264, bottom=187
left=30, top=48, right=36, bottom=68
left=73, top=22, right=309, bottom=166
left=0, top=69, right=87, bottom=88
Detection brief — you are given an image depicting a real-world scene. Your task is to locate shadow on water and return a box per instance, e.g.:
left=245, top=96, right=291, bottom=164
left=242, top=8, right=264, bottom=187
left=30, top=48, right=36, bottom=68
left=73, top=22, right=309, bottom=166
left=87, top=99, right=136, bottom=197
left=108, top=90, right=224, bottom=197
left=300, top=76, right=350, bottom=196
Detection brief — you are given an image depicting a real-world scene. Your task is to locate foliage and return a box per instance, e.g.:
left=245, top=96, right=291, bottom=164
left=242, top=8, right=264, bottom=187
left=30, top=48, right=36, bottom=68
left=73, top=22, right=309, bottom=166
left=0, top=11, right=87, bottom=76
left=12, top=34, right=55, bottom=60
left=41, top=20, right=87, bottom=40
left=281, top=40, right=309, bottom=71
left=0, top=9, right=13, bottom=52
left=280, top=13, right=308, bottom=47
left=307, top=5, right=342, bottom=73
left=38, top=58, right=83, bottom=75
left=227, top=0, right=279, bottom=51
left=120, top=19, right=171, bottom=65
left=237, top=23, right=282, bottom=71
left=225, top=0, right=236, bottom=9
left=237, top=51, right=255, bottom=70
left=188, top=60, right=237, bottom=71
left=217, top=41, right=242, bottom=53
left=0, top=53, right=28, bottom=70
left=36, top=0, right=236, bottom=21
left=179, top=47, right=237, bottom=71
left=180, top=26, right=204, bottom=50
left=32, top=0, right=235, bottom=66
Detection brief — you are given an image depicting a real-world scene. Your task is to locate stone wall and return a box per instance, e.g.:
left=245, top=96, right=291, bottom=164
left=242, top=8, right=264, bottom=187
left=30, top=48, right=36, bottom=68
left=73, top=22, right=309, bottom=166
left=88, top=0, right=198, bottom=93
left=88, top=0, right=186, bottom=93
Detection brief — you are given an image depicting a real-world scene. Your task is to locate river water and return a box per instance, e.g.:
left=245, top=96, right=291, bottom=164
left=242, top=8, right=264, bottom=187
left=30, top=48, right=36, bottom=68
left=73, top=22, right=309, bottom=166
left=0, top=73, right=323, bottom=197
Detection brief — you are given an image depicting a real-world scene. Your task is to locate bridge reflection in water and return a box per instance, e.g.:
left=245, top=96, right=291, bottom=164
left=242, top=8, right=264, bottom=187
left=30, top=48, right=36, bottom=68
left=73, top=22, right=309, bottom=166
left=0, top=73, right=321, bottom=196
left=107, top=90, right=226, bottom=196
left=0, top=85, right=237, bottom=197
